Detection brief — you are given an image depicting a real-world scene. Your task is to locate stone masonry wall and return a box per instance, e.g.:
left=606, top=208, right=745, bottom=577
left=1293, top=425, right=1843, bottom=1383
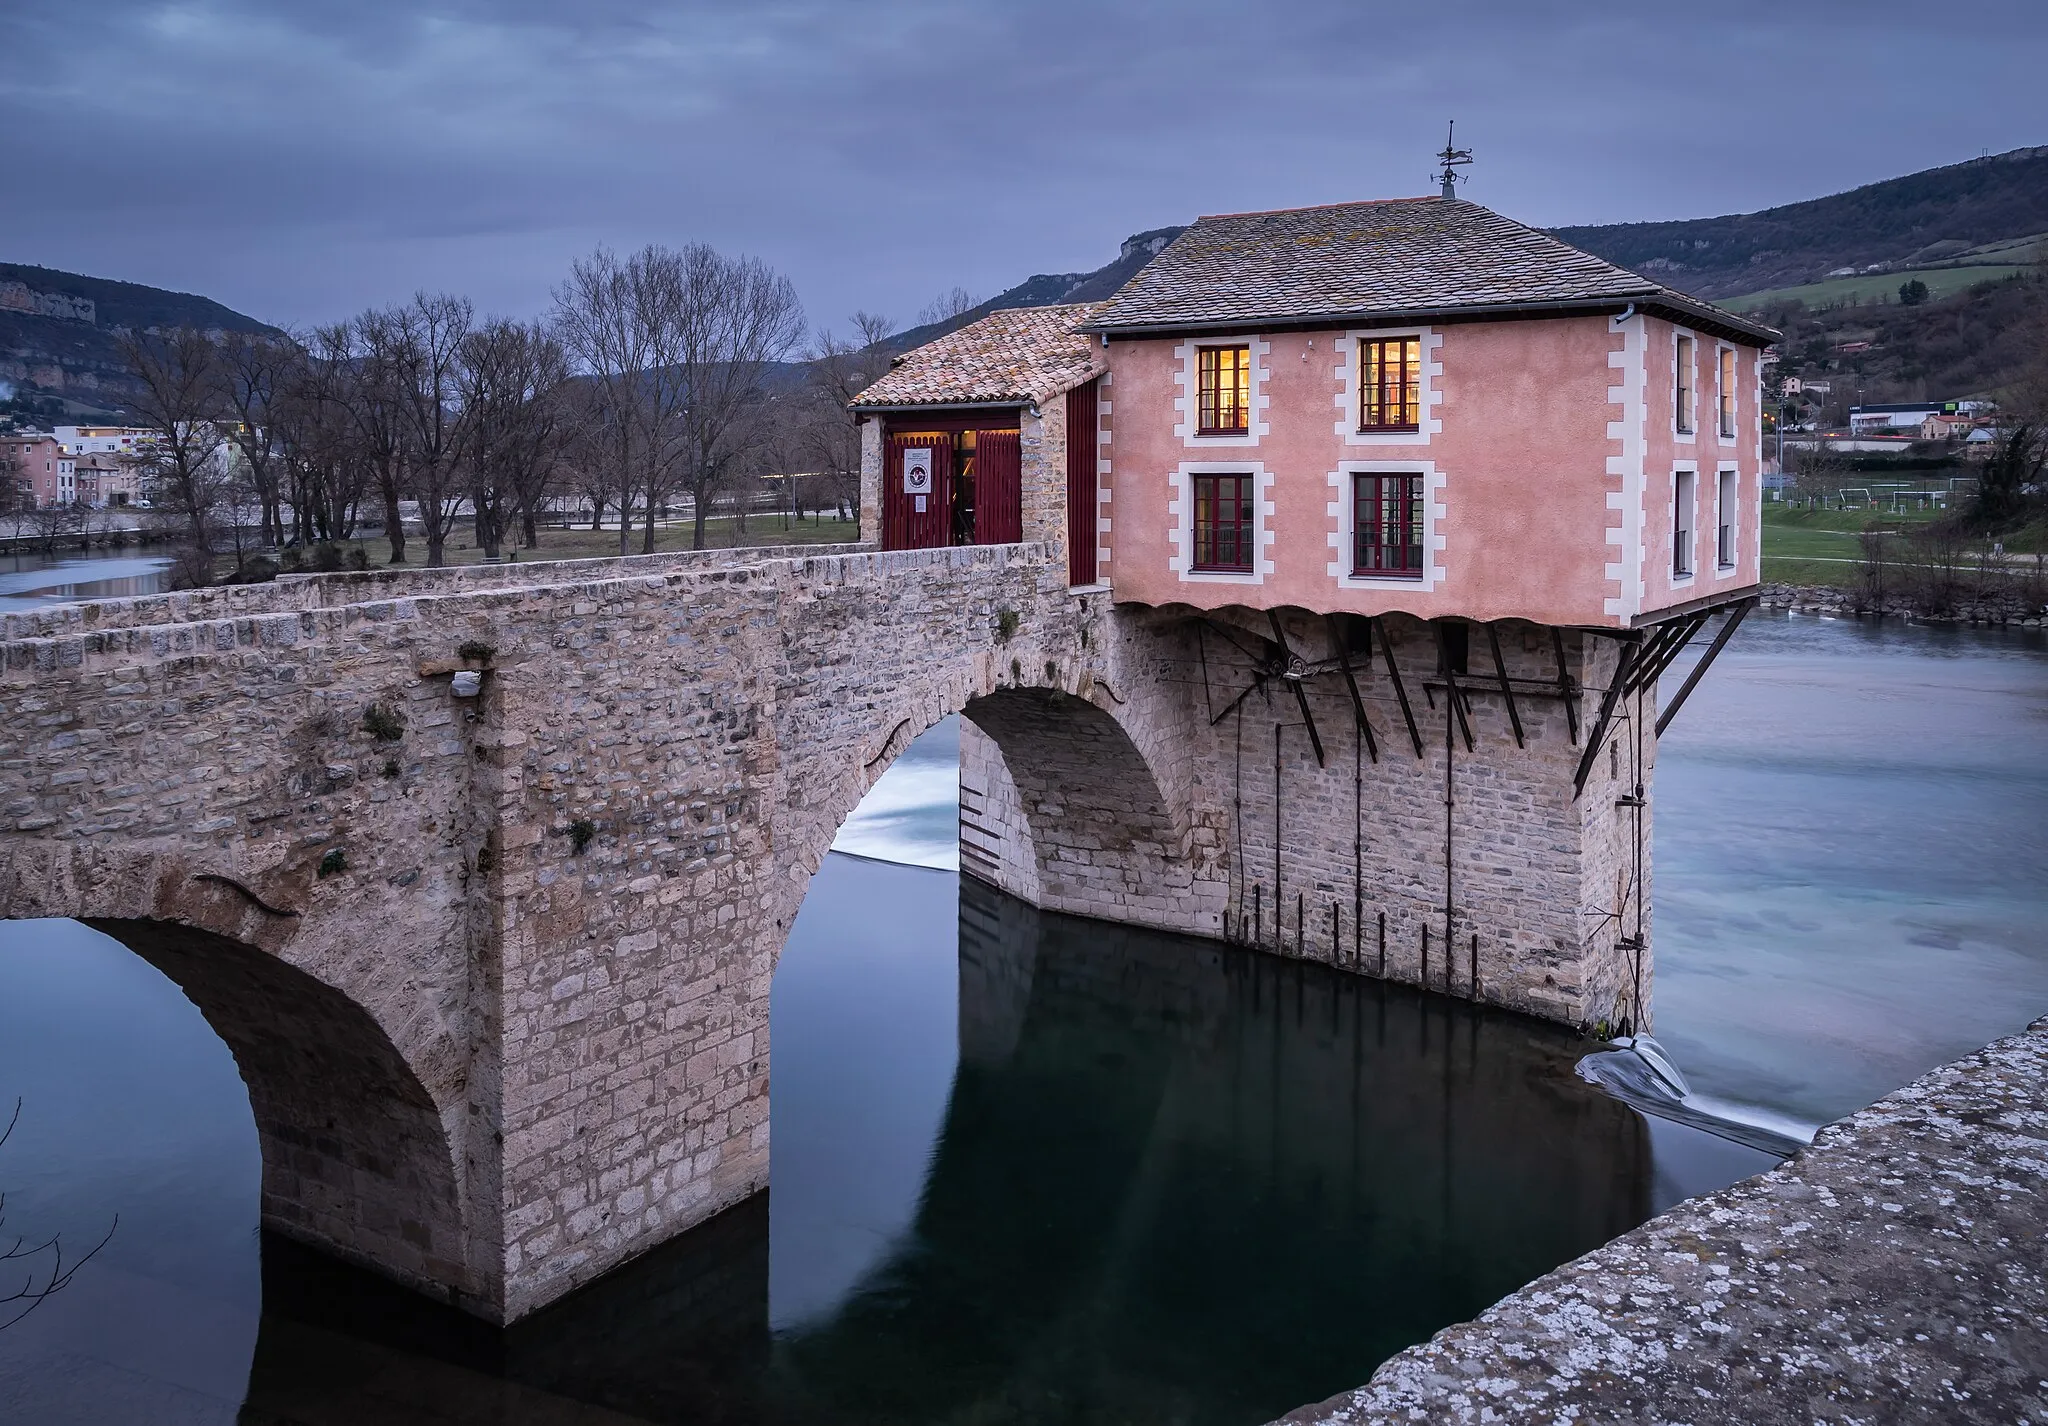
left=0, top=540, right=1231, bottom=1322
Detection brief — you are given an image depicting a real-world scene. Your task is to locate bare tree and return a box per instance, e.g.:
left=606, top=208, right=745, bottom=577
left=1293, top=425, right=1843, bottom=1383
left=555, top=243, right=806, bottom=553
left=215, top=332, right=295, bottom=546
left=119, top=326, right=230, bottom=560
left=665, top=244, right=806, bottom=551
left=802, top=310, right=896, bottom=534
left=280, top=326, right=372, bottom=544
left=461, top=319, right=571, bottom=558
left=553, top=247, right=666, bottom=554
left=916, top=286, right=981, bottom=327
left=2, top=1101, right=116, bottom=1332
left=386, top=294, right=475, bottom=567
left=347, top=310, right=417, bottom=564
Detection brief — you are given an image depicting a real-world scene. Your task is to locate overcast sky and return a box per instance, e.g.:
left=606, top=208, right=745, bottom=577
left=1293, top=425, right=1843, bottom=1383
left=4, top=1, right=2042, bottom=338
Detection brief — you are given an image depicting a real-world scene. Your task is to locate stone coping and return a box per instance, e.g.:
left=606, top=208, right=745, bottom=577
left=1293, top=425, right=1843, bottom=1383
left=1, top=542, right=1058, bottom=669
left=0, top=539, right=877, bottom=642
left=1278, top=1015, right=2048, bottom=1425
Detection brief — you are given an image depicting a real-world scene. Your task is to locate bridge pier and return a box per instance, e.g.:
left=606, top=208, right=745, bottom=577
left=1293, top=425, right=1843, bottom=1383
left=961, top=610, right=1653, bottom=1035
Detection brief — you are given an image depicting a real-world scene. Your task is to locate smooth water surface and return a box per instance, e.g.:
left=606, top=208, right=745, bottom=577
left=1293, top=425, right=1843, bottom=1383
left=0, top=546, right=173, bottom=606
left=0, top=613, right=2039, bottom=1422
left=1655, top=613, right=2048, bottom=1130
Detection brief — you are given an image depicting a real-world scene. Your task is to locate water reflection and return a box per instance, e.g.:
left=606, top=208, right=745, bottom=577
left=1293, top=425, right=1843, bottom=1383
left=0, top=549, right=173, bottom=606
left=236, top=871, right=1771, bottom=1426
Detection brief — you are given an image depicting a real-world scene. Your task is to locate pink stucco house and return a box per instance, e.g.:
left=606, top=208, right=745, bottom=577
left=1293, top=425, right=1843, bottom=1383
left=857, top=195, right=1772, bottom=632
left=853, top=195, right=1777, bottom=1033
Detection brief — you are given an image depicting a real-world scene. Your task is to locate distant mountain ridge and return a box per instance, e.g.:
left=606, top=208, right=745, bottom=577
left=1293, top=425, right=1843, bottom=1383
left=885, top=227, right=1187, bottom=352
left=0, top=261, right=278, bottom=416
left=1552, top=146, right=2048, bottom=301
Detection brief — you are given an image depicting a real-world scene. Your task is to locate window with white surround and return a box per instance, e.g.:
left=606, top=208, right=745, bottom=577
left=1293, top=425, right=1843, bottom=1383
left=1717, top=346, right=1737, bottom=439
left=1673, top=469, right=1695, bottom=579
left=1674, top=334, right=1694, bottom=436
left=1717, top=468, right=1737, bottom=569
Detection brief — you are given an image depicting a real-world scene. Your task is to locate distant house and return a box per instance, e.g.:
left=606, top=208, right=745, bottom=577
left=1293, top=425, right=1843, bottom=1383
left=1919, top=413, right=1972, bottom=440
left=1849, top=399, right=1989, bottom=434
left=2, top=432, right=73, bottom=507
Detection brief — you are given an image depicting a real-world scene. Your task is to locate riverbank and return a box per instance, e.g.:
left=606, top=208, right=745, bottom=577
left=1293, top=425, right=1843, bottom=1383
left=1761, top=580, right=2045, bottom=625
left=1279, top=1013, right=2048, bottom=1425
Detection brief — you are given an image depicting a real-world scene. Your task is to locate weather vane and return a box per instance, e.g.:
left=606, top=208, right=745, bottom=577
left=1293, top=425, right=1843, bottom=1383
left=1436, top=121, right=1473, bottom=199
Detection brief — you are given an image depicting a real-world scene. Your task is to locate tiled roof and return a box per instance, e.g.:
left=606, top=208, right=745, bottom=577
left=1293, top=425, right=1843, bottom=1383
left=1083, top=198, right=1773, bottom=341
left=852, top=303, right=1104, bottom=410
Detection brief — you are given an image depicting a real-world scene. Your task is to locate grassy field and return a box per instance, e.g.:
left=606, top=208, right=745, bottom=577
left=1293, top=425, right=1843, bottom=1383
left=1727, top=263, right=2028, bottom=312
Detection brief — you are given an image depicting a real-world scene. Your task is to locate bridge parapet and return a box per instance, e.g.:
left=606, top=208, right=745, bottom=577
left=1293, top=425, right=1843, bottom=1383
left=0, top=538, right=874, bottom=642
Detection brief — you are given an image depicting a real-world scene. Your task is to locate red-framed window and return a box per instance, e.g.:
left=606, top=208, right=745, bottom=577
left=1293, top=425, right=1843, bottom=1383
left=1192, top=472, right=1254, bottom=572
left=1359, top=337, right=1421, bottom=432
left=1352, top=472, right=1424, bottom=577
left=1196, top=345, right=1251, bottom=435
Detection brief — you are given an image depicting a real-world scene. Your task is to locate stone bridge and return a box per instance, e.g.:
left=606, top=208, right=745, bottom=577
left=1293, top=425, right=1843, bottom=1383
left=0, top=540, right=1230, bottom=1322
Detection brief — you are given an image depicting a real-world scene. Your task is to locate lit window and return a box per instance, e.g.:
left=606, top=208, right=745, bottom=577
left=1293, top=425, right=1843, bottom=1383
left=1718, top=348, right=1737, bottom=438
left=1196, top=346, right=1250, bottom=435
left=1192, top=472, right=1254, bottom=571
left=1360, top=337, right=1421, bottom=432
left=1353, top=472, right=1424, bottom=577
left=1675, top=335, right=1694, bottom=435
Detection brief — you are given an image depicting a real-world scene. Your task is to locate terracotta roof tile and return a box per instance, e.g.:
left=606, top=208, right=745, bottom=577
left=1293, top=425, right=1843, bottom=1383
left=1083, top=198, right=1772, bottom=341
left=853, top=303, right=1104, bottom=410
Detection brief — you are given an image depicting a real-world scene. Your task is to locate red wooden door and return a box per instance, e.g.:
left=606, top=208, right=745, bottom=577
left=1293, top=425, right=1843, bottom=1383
left=974, top=429, right=1022, bottom=545
left=1065, top=380, right=1098, bottom=584
left=883, top=434, right=953, bottom=550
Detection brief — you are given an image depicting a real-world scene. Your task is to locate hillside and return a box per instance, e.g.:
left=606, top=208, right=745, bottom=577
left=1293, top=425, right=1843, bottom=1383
left=1553, top=146, right=2048, bottom=301
left=886, top=227, right=1186, bottom=352
left=0, top=262, right=280, bottom=418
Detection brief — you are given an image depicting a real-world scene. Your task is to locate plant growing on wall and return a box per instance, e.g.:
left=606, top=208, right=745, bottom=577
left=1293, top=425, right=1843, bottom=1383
left=362, top=703, right=405, bottom=742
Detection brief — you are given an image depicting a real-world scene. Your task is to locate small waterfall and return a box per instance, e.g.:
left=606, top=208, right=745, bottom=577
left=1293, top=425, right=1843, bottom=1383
left=1577, top=1035, right=1814, bottom=1157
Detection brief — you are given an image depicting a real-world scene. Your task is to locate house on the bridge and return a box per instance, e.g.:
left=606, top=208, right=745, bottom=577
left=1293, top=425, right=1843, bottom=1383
left=855, top=196, right=1775, bottom=629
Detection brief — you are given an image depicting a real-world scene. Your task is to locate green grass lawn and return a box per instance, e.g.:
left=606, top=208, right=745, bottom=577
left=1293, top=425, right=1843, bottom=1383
left=1727, top=263, right=2029, bottom=312
left=1760, top=556, right=1860, bottom=591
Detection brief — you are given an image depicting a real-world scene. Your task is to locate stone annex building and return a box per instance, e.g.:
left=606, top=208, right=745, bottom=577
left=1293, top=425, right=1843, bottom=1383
left=0, top=195, right=1770, bottom=1326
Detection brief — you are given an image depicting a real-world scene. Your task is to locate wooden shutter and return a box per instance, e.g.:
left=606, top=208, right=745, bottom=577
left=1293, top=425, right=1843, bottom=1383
left=1064, top=381, right=1098, bottom=584
left=882, top=434, right=953, bottom=551
left=974, top=429, right=1022, bottom=545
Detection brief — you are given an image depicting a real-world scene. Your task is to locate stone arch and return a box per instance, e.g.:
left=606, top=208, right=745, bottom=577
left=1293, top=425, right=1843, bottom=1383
left=958, top=686, right=1219, bottom=932
left=0, top=848, right=484, bottom=1312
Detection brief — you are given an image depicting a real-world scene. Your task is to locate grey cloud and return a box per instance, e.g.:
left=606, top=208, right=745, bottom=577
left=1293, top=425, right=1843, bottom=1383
left=2, top=0, right=2041, bottom=332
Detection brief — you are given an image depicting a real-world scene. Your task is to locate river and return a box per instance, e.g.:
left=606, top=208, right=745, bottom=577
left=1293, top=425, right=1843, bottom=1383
left=0, top=546, right=174, bottom=608
left=0, top=611, right=2042, bottom=1424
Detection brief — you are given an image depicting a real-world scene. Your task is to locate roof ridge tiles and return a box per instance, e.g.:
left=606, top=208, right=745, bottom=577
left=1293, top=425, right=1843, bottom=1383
left=1195, top=194, right=1442, bottom=221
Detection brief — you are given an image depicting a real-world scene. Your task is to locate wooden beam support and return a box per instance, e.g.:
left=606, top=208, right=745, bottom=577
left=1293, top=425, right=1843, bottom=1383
left=1550, top=626, right=1581, bottom=745
left=1374, top=617, right=1426, bottom=759
left=1486, top=622, right=1525, bottom=749
left=1326, top=615, right=1379, bottom=764
left=1437, top=624, right=1474, bottom=752
left=1628, top=611, right=1713, bottom=699
left=1656, top=598, right=1753, bottom=738
left=1573, top=637, right=1641, bottom=797
left=1268, top=610, right=1326, bottom=768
